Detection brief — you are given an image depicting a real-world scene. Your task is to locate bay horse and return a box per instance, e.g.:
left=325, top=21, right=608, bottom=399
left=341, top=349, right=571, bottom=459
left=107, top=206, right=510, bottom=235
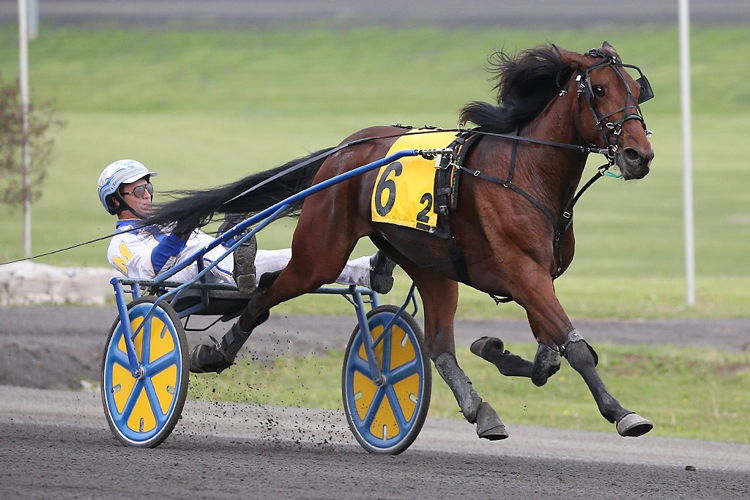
left=147, top=42, right=655, bottom=439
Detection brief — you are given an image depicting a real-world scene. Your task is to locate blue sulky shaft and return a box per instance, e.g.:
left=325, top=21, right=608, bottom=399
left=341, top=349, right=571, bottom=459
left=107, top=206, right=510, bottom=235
left=111, top=148, right=449, bottom=373
left=146, top=148, right=441, bottom=290
left=188, top=148, right=433, bottom=261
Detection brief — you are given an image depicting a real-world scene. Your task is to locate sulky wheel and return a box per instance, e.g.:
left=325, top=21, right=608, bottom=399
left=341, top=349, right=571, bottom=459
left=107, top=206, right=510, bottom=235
left=342, top=305, right=431, bottom=455
left=101, top=296, right=188, bottom=447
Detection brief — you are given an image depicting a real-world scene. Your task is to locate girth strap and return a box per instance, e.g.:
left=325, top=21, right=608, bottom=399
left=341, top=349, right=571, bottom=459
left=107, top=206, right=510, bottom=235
left=436, top=132, right=477, bottom=286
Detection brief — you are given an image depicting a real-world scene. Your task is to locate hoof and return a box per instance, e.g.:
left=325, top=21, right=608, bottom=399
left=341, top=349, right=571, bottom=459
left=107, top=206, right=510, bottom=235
left=189, top=343, right=232, bottom=374
left=616, top=413, right=653, bottom=437
left=531, top=343, right=560, bottom=387
left=470, top=336, right=504, bottom=359
left=475, top=402, right=509, bottom=441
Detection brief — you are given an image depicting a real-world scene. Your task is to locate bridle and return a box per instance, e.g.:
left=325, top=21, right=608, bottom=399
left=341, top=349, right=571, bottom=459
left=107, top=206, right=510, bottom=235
left=575, top=48, right=654, bottom=162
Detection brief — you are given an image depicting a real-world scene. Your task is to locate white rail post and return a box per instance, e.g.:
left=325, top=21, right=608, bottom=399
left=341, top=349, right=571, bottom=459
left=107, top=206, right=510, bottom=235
left=18, top=0, right=32, bottom=258
left=679, top=0, right=696, bottom=307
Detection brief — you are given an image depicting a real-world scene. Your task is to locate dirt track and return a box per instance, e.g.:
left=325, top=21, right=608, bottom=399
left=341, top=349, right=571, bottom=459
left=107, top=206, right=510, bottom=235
left=2, top=384, right=750, bottom=499
left=1, top=309, right=749, bottom=498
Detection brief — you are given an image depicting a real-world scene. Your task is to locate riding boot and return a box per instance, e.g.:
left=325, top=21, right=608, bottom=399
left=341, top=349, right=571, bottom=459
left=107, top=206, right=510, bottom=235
left=233, top=234, right=257, bottom=293
left=369, top=251, right=396, bottom=294
left=189, top=323, right=250, bottom=374
left=219, top=213, right=257, bottom=293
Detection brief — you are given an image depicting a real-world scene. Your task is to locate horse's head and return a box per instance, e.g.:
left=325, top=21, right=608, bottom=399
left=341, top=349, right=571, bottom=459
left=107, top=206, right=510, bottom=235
left=556, top=42, right=654, bottom=180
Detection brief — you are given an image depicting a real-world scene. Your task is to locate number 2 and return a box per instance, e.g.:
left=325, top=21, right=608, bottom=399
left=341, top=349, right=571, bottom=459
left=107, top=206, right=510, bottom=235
left=416, top=193, right=433, bottom=223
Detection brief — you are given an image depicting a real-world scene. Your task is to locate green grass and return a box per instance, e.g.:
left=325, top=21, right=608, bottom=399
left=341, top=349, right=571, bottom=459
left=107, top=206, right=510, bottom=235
left=188, top=342, right=750, bottom=444
left=0, top=25, right=749, bottom=318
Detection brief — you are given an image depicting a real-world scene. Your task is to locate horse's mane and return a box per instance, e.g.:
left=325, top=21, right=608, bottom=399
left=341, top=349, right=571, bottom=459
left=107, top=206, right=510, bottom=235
left=459, top=45, right=574, bottom=133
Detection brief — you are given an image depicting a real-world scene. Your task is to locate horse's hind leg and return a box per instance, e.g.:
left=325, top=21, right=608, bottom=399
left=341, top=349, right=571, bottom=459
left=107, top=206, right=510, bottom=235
left=191, top=193, right=366, bottom=373
left=404, top=266, right=508, bottom=440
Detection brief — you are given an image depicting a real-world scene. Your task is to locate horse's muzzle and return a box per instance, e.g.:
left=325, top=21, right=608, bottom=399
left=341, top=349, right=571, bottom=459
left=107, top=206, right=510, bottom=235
left=618, top=147, right=654, bottom=180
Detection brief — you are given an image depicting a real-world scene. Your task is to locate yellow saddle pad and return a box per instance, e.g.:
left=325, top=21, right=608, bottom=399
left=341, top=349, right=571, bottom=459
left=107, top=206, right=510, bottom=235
left=370, top=129, right=458, bottom=232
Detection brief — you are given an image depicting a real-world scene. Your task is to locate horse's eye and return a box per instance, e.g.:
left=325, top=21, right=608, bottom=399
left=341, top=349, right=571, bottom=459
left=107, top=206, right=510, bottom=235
left=592, top=85, right=606, bottom=97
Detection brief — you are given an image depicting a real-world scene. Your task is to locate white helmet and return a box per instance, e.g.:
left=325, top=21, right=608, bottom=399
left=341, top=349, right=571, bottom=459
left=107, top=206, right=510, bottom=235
left=97, top=159, right=157, bottom=214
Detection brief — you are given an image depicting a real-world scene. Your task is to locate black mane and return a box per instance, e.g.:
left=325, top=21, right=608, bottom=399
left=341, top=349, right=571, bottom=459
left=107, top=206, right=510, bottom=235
left=459, top=45, right=574, bottom=133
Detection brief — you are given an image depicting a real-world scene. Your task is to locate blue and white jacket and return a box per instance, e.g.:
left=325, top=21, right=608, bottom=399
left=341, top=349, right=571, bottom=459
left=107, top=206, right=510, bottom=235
left=107, top=219, right=234, bottom=284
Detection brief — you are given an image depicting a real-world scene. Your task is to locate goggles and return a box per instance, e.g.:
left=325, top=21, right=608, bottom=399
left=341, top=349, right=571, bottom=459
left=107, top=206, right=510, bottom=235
left=120, top=182, right=153, bottom=199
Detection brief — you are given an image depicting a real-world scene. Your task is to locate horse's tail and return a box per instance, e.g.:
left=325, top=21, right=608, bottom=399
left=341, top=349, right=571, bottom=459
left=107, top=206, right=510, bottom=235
left=144, top=147, right=335, bottom=236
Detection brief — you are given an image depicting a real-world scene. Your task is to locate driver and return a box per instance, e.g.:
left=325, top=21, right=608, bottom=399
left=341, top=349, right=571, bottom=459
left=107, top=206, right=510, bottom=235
left=98, top=159, right=396, bottom=373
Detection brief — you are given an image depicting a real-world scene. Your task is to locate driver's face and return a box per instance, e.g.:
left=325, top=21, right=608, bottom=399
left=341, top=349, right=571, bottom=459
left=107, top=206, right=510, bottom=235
left=119, top=178, right=152, bottom=216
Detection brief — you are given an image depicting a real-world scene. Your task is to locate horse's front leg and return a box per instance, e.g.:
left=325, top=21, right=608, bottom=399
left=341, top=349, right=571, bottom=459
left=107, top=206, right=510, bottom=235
left=561, top=329, right=653, bottom=436
left=513, top=268, right=653, bottom=437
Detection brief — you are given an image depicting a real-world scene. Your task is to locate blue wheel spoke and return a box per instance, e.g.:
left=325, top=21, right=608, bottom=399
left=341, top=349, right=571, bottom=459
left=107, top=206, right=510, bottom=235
left=118, top=379, right=144, bottom=423
left=146, top=352, right=179, bottom=375
left=385, top=359, right=420, bottom=384
left=110, top=348, right=131, bottom=369
left=143, top=378, right=168, bottom=424
left=384, top=385, right=409, bottom=430
left=361, top=386, right=386, bottom=429
left=142, top=318, right=152, bottom=368
left=351, top=353, right=372, bottom=379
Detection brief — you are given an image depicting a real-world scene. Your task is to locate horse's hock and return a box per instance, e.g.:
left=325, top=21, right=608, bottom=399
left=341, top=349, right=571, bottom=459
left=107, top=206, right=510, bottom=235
left=0, top=262, right=114, bottom=306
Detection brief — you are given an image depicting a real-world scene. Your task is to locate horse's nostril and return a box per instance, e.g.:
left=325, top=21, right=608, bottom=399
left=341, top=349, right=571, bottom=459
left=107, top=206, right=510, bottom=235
left=623, top=148, right=641, bottom=163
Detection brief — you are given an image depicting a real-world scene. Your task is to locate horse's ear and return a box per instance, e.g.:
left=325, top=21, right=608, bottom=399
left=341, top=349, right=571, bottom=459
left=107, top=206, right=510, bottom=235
left=553, top=44, right=588, bottom=69
left=601, top=41, right=620, bottom=59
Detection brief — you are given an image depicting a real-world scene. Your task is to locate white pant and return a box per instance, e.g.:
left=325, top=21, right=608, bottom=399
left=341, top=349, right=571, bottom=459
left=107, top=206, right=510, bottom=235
left=255, top=249, right=372, bottom=288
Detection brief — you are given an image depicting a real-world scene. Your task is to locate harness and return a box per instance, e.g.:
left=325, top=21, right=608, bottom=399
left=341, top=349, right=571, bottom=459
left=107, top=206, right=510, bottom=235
left=435, top=49, right=653, bottom=296
left=453, top=138, right=614, bottom=282
left=431, top=131, right=482, bottom=285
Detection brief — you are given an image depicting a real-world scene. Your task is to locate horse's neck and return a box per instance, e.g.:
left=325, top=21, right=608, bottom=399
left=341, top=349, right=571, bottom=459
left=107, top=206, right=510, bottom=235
left=517, top=94, right=588, bottom=211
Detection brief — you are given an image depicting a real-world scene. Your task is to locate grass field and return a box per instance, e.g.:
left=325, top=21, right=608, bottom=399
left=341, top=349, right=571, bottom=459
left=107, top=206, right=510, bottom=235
left=0, top=25, right=748, bottom=319
left=188, top=342, right=750, bottom=444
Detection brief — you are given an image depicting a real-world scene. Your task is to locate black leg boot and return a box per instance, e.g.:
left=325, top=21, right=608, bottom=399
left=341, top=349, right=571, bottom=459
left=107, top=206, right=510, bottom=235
left=189, top=310, right=270, bottom=374
left=369, top=251, right=396, bottom=294
left=189, top=323, right=250, bottom=374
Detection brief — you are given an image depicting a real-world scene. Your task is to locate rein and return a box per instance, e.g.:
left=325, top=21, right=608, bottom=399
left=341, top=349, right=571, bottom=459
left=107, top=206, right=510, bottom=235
left=0, top=127, right=616, bottom=268
left=471, top=130, right=609, bottom=156
left=0, top=222, right=155, bottom=266
left=221, top=127, right=461, bottom=207
left=2, top=53, right=651, bottom=269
